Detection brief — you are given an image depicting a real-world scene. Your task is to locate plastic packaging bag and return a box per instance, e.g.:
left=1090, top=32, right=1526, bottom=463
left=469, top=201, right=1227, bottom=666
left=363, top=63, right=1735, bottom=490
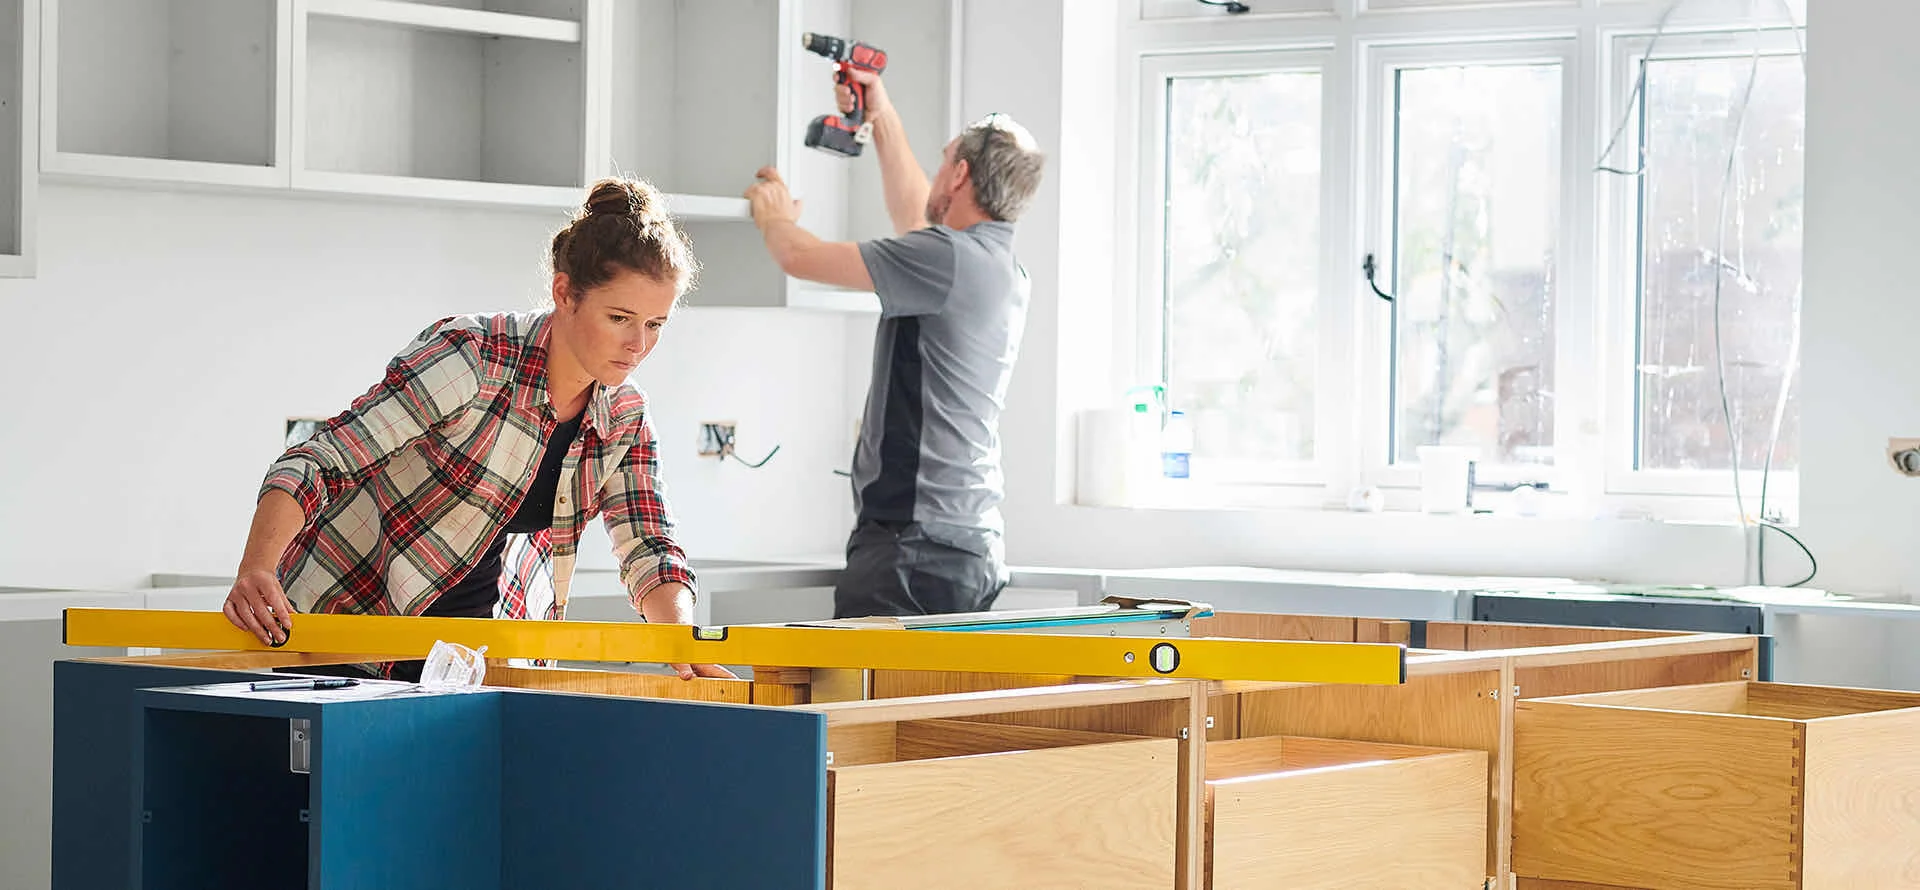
left=418, top=640, right=489, bottom=690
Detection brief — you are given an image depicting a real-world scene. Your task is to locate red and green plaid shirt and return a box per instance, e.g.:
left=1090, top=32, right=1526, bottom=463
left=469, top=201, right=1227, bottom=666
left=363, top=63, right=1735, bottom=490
left=261, top=310, right=694, bottom=621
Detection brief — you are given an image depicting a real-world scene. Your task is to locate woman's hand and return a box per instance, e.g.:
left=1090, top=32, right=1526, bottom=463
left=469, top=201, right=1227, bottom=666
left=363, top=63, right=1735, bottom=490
left=224, top=569, right=293, bottom=646
left=639, top=581, right=738, bottom=681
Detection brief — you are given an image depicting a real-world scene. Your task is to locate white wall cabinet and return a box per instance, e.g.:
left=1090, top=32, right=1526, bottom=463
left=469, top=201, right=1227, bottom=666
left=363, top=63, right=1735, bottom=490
left=0, top=0, right=35, bottom=277
left=656, top=0, right=959, bottom=311
left=34, top=0, right=956, bottom=303
left=43, top=0, right=287, bottom=189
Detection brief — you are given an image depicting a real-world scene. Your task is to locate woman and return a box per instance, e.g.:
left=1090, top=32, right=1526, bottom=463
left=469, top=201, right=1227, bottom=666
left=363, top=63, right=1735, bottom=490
left=222, top=178, right=731, bottom=681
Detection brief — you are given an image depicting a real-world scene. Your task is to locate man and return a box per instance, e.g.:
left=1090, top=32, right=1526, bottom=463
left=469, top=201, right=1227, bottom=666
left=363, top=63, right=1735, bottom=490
left=745, top=70, right=1046, bottom=618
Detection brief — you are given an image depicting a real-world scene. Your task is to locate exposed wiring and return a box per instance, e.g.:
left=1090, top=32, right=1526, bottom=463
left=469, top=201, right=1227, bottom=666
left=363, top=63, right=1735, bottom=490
left=1711, top=25, right=1764, bottom=539
left=1614, top=0, right=1811, bottom=586
left=1761, top=520, right=1817, bottom=588
left=1194, top=0, right=1251, bottom=13
left=1756, top=0, right=1809, bottom=587
left=700, top=422, right=781, bottom=469
left=1596, top=0, right=1686, bottom=177
left=728, top=446, right=781, bottom=469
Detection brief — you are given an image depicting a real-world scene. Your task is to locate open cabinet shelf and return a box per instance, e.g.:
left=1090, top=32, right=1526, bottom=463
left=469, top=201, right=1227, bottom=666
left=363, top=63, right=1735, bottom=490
left=676, top=0, right=954, bottom=310
left=42, top=0, right=287, bottom=189
left=305, top=0, right=583, bottom=42
left=27, top=0, right=957, bottom=299
left=292, top=0, right=590, bottom=207
left=0, top=0, right=33, bottom=276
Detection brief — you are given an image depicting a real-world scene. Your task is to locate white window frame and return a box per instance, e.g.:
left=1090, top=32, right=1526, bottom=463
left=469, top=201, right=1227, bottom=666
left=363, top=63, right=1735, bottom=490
left=1137, top=48, right=1346, bottom=500
left=1598, top=25, right=1806, bottom=513
left=1113, top=0, right=1807, bottom=520
left=1355, top=38, right=1585, bottom=497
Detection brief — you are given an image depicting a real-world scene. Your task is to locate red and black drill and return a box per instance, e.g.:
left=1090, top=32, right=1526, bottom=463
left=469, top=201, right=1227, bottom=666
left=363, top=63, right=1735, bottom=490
left=801, top=32, right=888, bottom=158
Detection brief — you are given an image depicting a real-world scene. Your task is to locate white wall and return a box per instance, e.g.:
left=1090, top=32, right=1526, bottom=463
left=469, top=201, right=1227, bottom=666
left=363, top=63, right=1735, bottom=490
left=966, top=0, right=1916, bottom=597
left=0, top=183, right=859, bottom=589
left=9, top=2, right=1911, bottom=598
left=1796, top=0, right=1920, bottom=598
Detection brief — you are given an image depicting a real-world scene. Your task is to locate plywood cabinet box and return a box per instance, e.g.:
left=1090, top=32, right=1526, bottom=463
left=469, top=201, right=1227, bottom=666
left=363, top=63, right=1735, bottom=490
left=1513, top=681, right=1920, bottom=890
left=828, top=719, right=1178, bottom=890
left=874, top=612, right=1766, bottom=888
left=56, top=613, right=1769, bottom=889
left=1203, top=735, right=1487, bottom=890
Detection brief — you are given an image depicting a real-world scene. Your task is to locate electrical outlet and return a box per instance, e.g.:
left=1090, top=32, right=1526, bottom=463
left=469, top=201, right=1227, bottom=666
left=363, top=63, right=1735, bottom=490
left=699, top=422, right=737, bottom=458
left=1891, top=438, right=1920, bottom=477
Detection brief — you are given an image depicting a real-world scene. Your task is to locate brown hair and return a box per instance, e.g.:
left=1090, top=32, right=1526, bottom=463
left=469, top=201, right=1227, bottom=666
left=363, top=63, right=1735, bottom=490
left=549, top=177, right=699, bottom=300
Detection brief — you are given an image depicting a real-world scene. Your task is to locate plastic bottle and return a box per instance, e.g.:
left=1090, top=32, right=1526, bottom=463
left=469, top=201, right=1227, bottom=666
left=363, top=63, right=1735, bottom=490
left=1161, top=410, right=1193, bottom=480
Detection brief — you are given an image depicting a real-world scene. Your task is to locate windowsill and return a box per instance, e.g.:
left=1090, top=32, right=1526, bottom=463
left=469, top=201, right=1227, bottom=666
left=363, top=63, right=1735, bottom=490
left=1078, top=477, right=1790, bottom=526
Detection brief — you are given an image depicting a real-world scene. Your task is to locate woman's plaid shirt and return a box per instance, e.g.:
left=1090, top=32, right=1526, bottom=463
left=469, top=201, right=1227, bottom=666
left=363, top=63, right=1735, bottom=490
left=260, top=310, right=694, bottom=621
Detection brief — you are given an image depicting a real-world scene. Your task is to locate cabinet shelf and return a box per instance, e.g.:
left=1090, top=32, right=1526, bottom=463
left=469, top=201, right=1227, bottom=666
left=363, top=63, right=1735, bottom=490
left=26, top=0, right=958, bottom=304
left=305, top=0, right=582, bottom=43
left=661, top=193, right=750, bottom=221
left=0, top=0, right=34, bottom=277
left=42, top=0, right=288, bottom=189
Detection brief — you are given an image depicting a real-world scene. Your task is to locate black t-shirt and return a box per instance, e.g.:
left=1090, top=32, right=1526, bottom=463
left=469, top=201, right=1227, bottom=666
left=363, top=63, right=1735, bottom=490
left=425, top=412, right=584, bottom=617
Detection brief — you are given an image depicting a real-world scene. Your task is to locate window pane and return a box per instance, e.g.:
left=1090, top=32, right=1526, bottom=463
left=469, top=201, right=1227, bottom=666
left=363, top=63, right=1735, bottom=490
left=1637, top=54, right=1805, bottom=472
left=1392, top=63, right=1561, bottom=466
left=1164, top=70, right=1321, bottom=466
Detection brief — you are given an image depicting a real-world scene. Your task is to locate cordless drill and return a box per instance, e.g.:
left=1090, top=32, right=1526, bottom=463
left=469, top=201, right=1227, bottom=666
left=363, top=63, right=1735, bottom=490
left=801, top=32, right=888, bottom=158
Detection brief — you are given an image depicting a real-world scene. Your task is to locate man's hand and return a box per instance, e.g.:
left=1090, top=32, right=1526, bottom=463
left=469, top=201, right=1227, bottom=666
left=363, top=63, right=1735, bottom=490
left=637, top=581, right=738, bottom=681
left=836, top=68, right=894, bottom=122
left=745, top=167, right=803, bottom=228
left=224, top=569, right=293, bottom=646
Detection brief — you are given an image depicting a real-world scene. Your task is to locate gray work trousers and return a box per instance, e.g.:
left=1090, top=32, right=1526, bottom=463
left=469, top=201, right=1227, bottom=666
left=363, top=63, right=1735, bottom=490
left=833, top=519, right=1009, bottom=619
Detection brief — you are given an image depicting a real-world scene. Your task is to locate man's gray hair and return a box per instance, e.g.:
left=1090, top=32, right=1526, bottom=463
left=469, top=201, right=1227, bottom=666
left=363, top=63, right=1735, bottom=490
left=955, top=113, right=1046, bottom=222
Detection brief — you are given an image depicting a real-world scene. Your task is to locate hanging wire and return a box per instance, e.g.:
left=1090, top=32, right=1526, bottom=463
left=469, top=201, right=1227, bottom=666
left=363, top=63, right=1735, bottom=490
left=1596, top=0, right=1686, bottom=177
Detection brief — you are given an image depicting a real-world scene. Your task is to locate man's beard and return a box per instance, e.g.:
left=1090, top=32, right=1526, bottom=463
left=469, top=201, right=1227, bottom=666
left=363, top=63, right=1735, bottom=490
left=924, top=193, right=951, bottom=226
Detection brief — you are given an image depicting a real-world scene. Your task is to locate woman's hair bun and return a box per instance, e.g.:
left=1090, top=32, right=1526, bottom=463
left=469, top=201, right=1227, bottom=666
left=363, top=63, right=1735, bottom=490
left=584, top=179, right=654, bottom=219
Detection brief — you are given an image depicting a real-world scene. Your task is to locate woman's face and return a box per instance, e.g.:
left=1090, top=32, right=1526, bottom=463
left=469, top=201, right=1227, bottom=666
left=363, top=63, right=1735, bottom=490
left=552, top=268, right=679, bottom=387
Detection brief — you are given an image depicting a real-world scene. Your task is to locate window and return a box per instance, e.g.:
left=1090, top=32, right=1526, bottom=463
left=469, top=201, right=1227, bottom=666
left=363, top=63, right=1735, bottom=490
left=1126, top=4, right=1806, bottom=515
left=1386, top=61, right=1562, bottom=469
left=1144, top=52, right=1327, bottom=483
left=1631, top=51, right=1806, bottom=475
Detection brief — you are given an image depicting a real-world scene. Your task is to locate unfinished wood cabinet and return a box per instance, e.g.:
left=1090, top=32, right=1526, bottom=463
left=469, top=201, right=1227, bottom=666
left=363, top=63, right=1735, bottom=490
left=829, top=719, right=1177, bottom=889
left=1208, top=612, right=1761, bottom=887
left=68, top=615, right=1773, bottom=889
left=1514, top=681, right=1920, bottom=890
left=1204, top=735, right=1486, bottom=889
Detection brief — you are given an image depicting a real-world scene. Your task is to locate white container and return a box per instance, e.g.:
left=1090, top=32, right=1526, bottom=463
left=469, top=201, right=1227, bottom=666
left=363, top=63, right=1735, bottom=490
left=1418, top=446, right=1477, bottom=514
left=1078, top=408, right=1163, bottom=506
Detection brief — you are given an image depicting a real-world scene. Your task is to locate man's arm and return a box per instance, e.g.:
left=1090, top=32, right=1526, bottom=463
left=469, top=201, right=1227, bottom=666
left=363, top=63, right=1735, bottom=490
left=746, top=167, right=874, bottom=291
left=840, top=70, right=930, bottom=236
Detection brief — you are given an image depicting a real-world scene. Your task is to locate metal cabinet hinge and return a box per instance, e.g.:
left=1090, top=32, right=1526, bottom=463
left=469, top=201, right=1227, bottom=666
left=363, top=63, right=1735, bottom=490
left=289, top=719, right=311, bottom=775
